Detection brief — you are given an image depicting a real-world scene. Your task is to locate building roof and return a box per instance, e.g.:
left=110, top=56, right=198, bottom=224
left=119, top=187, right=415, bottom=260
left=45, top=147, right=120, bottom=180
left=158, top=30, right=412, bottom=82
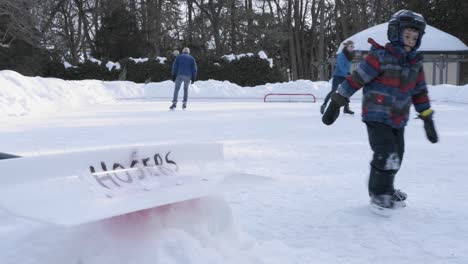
left=337, top=22, right=468, bottom=54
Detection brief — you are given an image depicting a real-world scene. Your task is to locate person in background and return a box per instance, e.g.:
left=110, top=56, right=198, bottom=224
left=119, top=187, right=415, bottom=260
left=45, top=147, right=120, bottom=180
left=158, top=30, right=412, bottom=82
left=322, top=10, right=438, bottom=211
left=170, top=47, right=197, bottom=110
left=321, top=40, right=355, bottom=115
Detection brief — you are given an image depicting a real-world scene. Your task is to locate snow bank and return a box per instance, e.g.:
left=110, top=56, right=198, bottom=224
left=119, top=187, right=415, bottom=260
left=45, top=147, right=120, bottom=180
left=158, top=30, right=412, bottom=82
left=1, top=196, right=295, bottom=264
left=1, top=70, right=467, bottom=118
left=0, top=70, right=114, bottom=117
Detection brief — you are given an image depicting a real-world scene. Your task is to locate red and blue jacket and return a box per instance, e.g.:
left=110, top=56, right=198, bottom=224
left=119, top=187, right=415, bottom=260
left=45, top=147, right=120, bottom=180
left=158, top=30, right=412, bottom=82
left=337, top=38, right=431, bottom=128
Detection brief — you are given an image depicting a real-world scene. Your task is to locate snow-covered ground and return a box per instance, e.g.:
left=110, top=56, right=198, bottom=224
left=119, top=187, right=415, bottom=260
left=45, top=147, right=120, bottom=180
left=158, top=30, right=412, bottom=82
left=0, top=70, right=467, bottom=263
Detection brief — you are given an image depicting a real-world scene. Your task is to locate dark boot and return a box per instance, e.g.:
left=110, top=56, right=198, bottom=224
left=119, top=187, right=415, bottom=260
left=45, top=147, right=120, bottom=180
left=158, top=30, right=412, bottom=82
left=169, top=102, right=176, bottom=110
left=343, top=103, right=354, bottom=114
left=368, top=166, right=395, bottom=197
left=182, top=102, right=187, bottom=110
left=370, top=194, right=394, bottom=209
left=391, top=189, right=407, bottom=208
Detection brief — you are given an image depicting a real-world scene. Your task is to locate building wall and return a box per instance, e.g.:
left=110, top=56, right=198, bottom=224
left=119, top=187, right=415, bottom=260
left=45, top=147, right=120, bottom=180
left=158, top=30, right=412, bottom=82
left=423, top=62, right=459, bottom=85
left=340, top=52, right=466, bottom=85
left=461, top=62, right=468, bottom=85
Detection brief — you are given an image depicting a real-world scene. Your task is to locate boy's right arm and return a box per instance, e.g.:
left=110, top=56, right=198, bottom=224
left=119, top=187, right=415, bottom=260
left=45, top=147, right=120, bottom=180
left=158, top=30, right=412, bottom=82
left=322, top=50, right=382, bottom=125
left=337, top=51, right=381, bottom=98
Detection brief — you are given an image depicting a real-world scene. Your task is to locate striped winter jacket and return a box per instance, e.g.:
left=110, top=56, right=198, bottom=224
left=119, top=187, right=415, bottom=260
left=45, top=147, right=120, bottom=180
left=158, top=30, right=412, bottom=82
left=337, top=38, right=431, bottom=128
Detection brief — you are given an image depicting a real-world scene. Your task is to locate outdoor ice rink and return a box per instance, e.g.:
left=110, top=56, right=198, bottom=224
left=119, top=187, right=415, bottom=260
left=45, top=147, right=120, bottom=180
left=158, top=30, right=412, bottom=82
left=1, top=98, right=467, bottom=263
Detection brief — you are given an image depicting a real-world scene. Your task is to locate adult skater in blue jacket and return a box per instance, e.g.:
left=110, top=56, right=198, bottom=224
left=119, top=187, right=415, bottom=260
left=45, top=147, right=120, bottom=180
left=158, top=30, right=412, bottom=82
left=321, top=40, right=355, bottom=115
left=170, top=47, right=198, bottom=110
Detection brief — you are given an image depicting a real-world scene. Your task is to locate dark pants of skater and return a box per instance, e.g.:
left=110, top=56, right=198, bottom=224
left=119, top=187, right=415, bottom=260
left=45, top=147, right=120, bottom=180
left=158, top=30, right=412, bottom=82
left=366, top=121, right=405, bottom=196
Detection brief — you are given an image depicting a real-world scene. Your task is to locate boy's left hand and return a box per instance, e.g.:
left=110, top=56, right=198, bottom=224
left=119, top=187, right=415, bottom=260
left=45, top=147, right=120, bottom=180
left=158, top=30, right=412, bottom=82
left=418, top=109, right=438, bottom=143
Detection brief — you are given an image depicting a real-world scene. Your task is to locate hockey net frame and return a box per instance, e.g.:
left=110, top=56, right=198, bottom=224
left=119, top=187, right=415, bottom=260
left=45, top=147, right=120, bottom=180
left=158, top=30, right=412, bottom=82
left=263, top=93, right=316, bottom=103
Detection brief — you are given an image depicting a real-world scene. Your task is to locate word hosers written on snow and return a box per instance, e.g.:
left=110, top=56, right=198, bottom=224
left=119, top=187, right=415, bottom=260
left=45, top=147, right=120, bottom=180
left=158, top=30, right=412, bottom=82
left=85, top=151, right=180, bottom=198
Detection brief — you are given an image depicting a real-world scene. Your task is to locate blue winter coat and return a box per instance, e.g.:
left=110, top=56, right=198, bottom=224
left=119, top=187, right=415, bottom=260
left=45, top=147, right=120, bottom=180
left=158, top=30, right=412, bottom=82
left=172, top=53, right=198, bottom=80
left=337, top=38, right=431, bottom=128
left=333, top=51, right=352, bottom=77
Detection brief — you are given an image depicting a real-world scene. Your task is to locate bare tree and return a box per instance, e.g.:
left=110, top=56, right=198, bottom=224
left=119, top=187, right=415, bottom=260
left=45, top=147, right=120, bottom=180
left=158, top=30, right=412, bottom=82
left=0, top=0, right=37, bottom=48
left=146, top=0, right=165, bottom=57
left=193, top=0, right=227, bottom=55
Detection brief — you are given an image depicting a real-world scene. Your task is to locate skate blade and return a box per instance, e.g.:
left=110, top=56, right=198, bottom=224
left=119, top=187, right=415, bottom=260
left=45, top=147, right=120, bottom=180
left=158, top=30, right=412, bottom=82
left=393, top=201, right=406, bottom=209
left=369, top=202, right=392, bottom=217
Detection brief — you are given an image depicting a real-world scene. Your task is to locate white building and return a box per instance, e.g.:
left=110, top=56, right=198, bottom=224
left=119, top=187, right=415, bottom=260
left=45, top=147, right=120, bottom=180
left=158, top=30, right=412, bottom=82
left=334, top=23, right=468, bottom=85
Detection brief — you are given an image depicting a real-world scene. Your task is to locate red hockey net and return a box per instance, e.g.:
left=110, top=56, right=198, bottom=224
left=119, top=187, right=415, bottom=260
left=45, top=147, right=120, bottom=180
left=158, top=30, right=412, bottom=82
left=263, top=93, right=316, bottom=103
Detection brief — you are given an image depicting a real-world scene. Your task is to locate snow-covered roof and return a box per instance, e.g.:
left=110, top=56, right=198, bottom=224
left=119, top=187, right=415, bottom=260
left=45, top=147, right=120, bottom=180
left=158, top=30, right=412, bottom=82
left=337, top=22, right=468, bottom=53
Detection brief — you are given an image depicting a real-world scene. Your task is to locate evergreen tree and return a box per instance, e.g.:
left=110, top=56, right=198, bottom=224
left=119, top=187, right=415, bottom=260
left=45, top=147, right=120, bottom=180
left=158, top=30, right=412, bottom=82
left=94, top=5, right=146, bottom=61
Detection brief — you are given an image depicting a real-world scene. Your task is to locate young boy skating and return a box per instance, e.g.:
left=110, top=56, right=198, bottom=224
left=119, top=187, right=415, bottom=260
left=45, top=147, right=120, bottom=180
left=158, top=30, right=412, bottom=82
left=322, top=10, right=438, bottom=212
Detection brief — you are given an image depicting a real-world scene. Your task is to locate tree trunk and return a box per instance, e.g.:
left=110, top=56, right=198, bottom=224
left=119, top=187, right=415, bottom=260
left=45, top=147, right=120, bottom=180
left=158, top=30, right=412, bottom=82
left=293, top=0, right=304, bottom=78
left=335, top=0, right=349, bottom=38
left=193, top=0, right=224, bottom=55
left=230, top=0, right=236, bottom=52
left=245, top=0, right=254, bottom=48
left=317, top=0, right=326, bottom=80
left=188, top=0, right=193, bottom=46
left=74, top=0, right=96, bottom=56
left=147, top=0, right=164, bottom=57
left=154, top=0, right=163, bottom=56
left=287, top=0, right=298, bottom=80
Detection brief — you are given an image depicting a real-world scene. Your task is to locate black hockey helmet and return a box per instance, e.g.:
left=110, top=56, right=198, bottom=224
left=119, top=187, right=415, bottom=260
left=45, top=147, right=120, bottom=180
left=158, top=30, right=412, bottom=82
left=387, top=10, right=426, bottom=50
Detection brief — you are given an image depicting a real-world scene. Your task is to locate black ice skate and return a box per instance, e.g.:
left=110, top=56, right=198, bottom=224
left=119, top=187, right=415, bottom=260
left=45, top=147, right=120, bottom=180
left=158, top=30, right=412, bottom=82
left=391, top=189, right=407, bottom=208
left=182, top=102, right=187, bottom=110
left=369, top=194, right=394, bottom=217
left=343, top=108, right=354, bottom=114
left=169, top=103, right=176, bottom=110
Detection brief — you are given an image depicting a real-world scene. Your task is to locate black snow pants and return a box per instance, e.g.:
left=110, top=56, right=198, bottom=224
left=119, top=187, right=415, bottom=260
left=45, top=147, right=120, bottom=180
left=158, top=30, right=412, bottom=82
left=366, top=121, right=405, bottom=196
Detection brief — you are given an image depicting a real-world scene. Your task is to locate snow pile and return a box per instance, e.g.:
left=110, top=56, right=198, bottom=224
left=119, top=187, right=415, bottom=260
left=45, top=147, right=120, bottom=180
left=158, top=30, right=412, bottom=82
left=89, top=57, right=102, bottom=65
left=427, top=84, right=468, bottom=103
left=129, top=57, right=149, bottom=63
left=106, top=61, right=121, bottom=71
left=0, top=70, right=115, bottom=117
left=0, top=197, right=295, bottom=264
left=143, top=79, right=329, bottom=100
left=222, top=53, right=255, bottom=62
left=222, top=51, right=274, bottom=67
left=129, top=57, right=167, bottom=64
left=1, top=70, right=467, bottom=118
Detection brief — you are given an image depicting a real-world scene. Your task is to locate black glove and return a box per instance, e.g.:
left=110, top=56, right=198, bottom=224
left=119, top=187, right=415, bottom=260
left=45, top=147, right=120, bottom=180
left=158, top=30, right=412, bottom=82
left=172, top=75, right=176, bottom=82
left=191, top=77, right=196, bottom=84
left=322, top=93, right=349, bottom=125
left=418, top=109, right=438, bottom=143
